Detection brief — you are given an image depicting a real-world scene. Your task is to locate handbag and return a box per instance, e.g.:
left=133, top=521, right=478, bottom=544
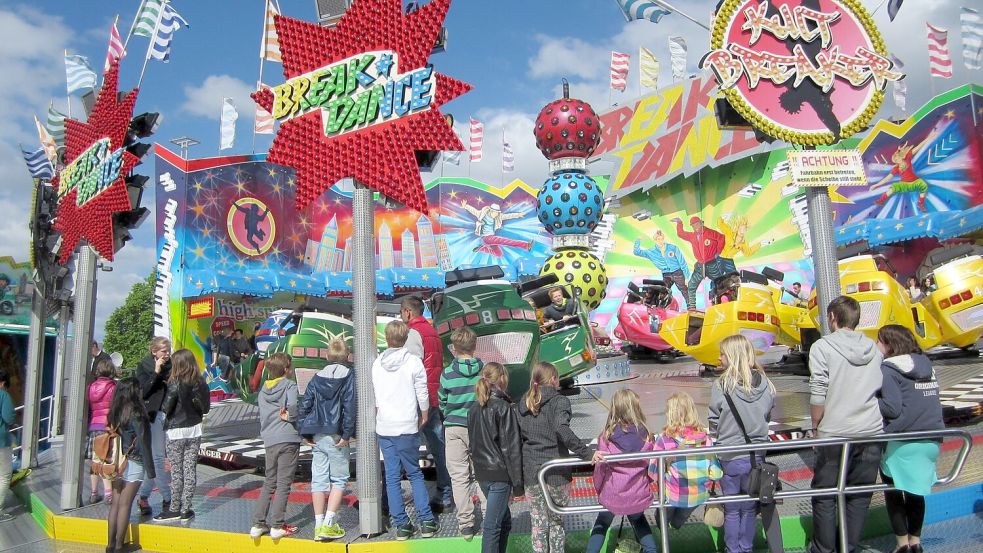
left=723, top=393, right=780, bottom=504
left=91, top=426, right=137, bottom=481
left=613, top=516, right=642, bottom=553
left=703, top=482, right=725, bottom=527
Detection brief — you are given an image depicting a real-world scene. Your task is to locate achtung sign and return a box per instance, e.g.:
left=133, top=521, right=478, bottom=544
left=787, top=149, right=867, bottom=188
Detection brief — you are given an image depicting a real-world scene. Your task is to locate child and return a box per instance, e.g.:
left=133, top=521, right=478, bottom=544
left=519, top=362, right=601, bottom=553
left=298, top=339, right=356, bottom=542
left=0, top=371, right=15, bottom=523
left=468, top=362, right=523, bottom=553
left=250, top=353, right=301, bottom=540
left=86, top=358, right=117, bottom=505
left=586, top=389, right=657, bottom=553
left=372, top=320, right=439, bottom=541
left=652, top=392, right=722, bottom=530
left=105, top=378, right=155, bottom=552
left=155, top=349, right=210, bottom=522
left=439, top=327, right=484, bottom=539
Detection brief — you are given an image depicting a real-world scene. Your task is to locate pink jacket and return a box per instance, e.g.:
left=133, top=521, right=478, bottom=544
left=87, top=377, right=116, bottom=431
left=593, top=433, right=655, bottom=515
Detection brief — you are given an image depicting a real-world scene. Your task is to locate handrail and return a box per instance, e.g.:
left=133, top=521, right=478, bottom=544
left=537, top=428, right=973, bottom=553
left=10, top=395, right=56, bottom=455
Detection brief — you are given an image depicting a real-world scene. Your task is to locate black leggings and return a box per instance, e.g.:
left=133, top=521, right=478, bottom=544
left=107, top=479, right=142, bottom=550
left=881, top=472, right=925, bottom=538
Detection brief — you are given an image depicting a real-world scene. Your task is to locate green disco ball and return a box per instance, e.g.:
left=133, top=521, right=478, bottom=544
left=539, top=248, right=608, bottom=310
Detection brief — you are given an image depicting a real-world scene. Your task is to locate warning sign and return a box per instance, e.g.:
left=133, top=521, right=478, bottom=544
left=787, top=149, right=867, bottom=188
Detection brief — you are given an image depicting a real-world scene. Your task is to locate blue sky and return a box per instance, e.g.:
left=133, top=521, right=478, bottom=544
left=0, top=0, right=977, bottom=338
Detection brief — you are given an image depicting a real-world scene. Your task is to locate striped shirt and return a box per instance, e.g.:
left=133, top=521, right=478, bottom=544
left=438, top=358, right=483, bottom=427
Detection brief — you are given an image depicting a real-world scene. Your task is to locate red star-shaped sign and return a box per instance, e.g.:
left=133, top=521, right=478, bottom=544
left=53, top=61, right=140, bottom=263
left=252, top=0, right=471, bottom=214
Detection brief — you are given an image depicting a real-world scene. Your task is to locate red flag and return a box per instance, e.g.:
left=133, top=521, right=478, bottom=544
left=610, top=51, right=630, bottom=91
left=926, top=23, right=953, bottom=78
left=104, top=17, right=125, bottom=71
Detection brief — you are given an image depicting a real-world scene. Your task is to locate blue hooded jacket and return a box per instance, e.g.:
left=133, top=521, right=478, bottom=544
left=298, top=363, right=357, bottom=441
left=879, top=353, right=944, bottom=434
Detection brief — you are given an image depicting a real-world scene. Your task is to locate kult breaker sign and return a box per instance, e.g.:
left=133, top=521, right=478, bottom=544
left=787, top=149, right=867, bottom=187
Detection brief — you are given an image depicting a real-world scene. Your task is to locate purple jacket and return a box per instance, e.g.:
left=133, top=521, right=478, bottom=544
left=593, top=427, right=655, bottom=515
left=87, top=377, right=116, bottom=431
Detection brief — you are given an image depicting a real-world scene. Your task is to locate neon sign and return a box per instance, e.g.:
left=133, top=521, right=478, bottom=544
left=58, top=138, right=125, bottom=205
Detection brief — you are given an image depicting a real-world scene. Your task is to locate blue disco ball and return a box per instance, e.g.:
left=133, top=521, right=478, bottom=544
left=536, top=172, right=604, bottom=235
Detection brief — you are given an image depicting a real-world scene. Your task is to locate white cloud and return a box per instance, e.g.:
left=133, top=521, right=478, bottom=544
left=180, top=74, right=256, bottom=120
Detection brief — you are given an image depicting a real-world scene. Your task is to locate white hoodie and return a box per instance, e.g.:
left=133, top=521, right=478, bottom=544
left=372, top=347, right=429, bottom=436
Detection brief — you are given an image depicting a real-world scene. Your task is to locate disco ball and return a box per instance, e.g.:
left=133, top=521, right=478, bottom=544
left=536, top=173, right=604, bottom=235
left=539, top=249, right=608, bottom=310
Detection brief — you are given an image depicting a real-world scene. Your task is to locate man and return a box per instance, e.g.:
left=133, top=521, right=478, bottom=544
left=400, top=296, right=452, bottom=510
left=212, top=327, right=237, bottom=382
left=808, top=296, right=884, bottom=553
left=784, top=282, right=807, bottom=308
left=672, top=216, right=726, bottom=311
left=89, top=341, right=112, bottom=377
left=542, top=286, right=575, bottom=330
left=232, top=329, right=253, bottom=364
left=633, top=230, right=690, bottom=308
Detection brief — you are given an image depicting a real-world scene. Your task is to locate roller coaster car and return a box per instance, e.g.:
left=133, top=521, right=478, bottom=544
left=432, top=267, right=596, bottom=399
left=658, top=270, right=780, bottom=366
left=761, top=267, right=819, bottom=352
left=920, top=245, right=983, bottom=349
left=806, top=255, right=944, bottom=350
left=614, top=279, right=680, bottom=361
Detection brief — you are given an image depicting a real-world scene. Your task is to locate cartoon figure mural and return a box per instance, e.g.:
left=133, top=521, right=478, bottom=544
left=231, top=198, right=272, bottom=254
left=632, top=230, right=690, bottom=307
left=672, top=216, right=728, bottom=310
left=870, top=130, right=940, bottom=212
left=460, top=200, right=534, bottom=257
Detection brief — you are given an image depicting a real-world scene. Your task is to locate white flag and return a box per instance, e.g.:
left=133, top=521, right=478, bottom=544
left=668, top=36, right=687, bottom=80
left=890, top=55, right=907, bottom=111
left=220, top=98, right=238, bottom=150
left=639, top=46, right=660, bottom=89
left=961, top=7, right=983, bottom=70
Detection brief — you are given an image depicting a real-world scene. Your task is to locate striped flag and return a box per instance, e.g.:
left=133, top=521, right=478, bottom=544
left=34, top=115, right=58, bottom=165
left=255, top=83, right=275, bottom=134
left=469, top=118, right=483, bottom=162
left=926, top=24, right=953, bottom=78
left=960, top=7, right=983, bottom=70
left=46, top=105, right=67, bottom=147
left=890, top=55, right=907, bottom=111
left=616, top=0, right=671, bottom=23
left=65, top=54, right=96, bottom=95
left=668, top=36, right=688, bottom=80
left=503, top=139, right=514, bottom=173
left=261, top=0, right=282, bottom=62
left=887, top=0, right=904, bottom=22
left=221, top=98, right=238, bottom=150
left=21, top=147, right=53, bottom=179
left=639, top=46, right=660, bottom=89
left=148, top=2, right=189, bottom=62
left=610, top=51, right=630, bottom=91
left=104, top=18, right=126, bottom=71
left=133, top=0, right=163, bottom=37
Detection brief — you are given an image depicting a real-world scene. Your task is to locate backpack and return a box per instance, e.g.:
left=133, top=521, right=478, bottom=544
left=91, top=426, right=136, bottom=480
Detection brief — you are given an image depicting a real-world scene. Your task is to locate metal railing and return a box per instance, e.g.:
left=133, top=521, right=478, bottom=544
left=537, top=429, right=974, bottom=553
left=10, top=394, right=56, bottom=456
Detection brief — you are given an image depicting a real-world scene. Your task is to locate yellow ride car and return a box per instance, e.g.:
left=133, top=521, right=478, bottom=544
left=762, top=267, right=819, bottom=352
left=919, top=246, right=983, bottom=348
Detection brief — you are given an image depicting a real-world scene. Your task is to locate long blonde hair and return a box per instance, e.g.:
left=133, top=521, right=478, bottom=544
left=662, top=392, right=706, bottom=437
left=718, top=335, right=773, bottom=396
left=602, top=389, right=649, bottom=440
left=475, top=362, right=508, bottom=407
left=524, top=362, right=558, bottom=415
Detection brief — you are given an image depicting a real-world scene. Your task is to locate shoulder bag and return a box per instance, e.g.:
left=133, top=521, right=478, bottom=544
left=723, top=392, right=780, bottom=504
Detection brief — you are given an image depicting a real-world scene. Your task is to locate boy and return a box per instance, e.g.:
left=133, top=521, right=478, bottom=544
left=438, top=327, right=484, bottom=539
left=298, top=339, right=356, bottom=542
left=372, top=320, right=439, bottom=541
left=250, top=353, right=302, bottom=539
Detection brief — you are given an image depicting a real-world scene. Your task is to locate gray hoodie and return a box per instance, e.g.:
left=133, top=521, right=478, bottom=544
left=258, top=377, right=302, bottom=446
left=809, top=329, right=883, bottom=437
left=708, top=371, right=775, bottom=460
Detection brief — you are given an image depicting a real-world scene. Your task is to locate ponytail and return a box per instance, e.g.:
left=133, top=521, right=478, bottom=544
left=524, top=362, right=558, bottom=416
left=476, top=362, right=507, bottom=407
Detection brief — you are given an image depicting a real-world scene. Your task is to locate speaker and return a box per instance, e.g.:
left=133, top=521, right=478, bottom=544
left=315, top=0, right=351, bottom=25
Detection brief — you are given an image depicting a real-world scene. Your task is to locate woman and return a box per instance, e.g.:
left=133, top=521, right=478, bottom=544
left=906, top=277, right=924, bottom=302
left=87, top=358, right=117, bottom=505
left=106, top=378, right=155, bottom=553
left=877, top=325, right=944, bottom=553
left=708, top=335, right=782, bottom=553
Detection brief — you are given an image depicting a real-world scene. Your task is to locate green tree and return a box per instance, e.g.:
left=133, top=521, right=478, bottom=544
left=103, top=272, right=156, bottom=376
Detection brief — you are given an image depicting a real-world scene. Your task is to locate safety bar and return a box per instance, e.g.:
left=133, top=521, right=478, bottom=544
left=537, top=429, right=973, bottom=553
left=10, top=395, right=56, bottom=455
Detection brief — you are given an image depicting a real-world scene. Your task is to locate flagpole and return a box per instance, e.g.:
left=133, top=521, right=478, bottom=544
left=650, top=0, right=710, bottom=30
left=64, top=50, right=73, bottom=120
left=254, top=0, right=269, bottom=154
left=123, top=0, right=150, bottom=53
left=612, top=0, right=631, bottom=22
left=871, top=0, right=889, bottom=16
left=138, top=0, right=167, bottom=89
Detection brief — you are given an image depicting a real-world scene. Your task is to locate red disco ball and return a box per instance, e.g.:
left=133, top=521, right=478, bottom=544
left=534, top=81, right=601, bottom=160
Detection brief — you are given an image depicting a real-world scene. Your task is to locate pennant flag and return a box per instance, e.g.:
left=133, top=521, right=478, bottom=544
left=261, top=0, right=282, bottom=62
left=887, top=0, right=904, bottom=22
left=104, top=18, right=126, bottom=71
left=443, top=150, right=462, bottom=165
left=668, top=36, right=688, bottom=80
left=65, top=54, right=96, bottom=95
left=21, top=147, right=53, bottom=179
left=133, top=0, right=163, bottom=37
left=610, top=51, right=630, bottom=91
left=46, top=105, right=67, bottom=147
left=34, top=115, right=58, bottom=165
left=890, top=55, right=907, bottom=111
left=961, top=7, right=983, bottom=70
left=926, top=24, right=953, bottom=78
left=503, top=139, right=514, bottom=173
left=148, top=2, right=190, bottom=62
left=469, top=118, right=483, bottom=162
left=639, top=46, right=660, bottom=89
left=220, top=98, right=238, bottom=150
left=616, top=0, right=671, bottom=23
left=254, top=83, right=275, bottom=134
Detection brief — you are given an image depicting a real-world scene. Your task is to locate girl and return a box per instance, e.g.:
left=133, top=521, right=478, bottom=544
left=877, top=325, right=944, bottom=553
left=653, top=392, right=722, bottom=530
left=708, top=335, right=781, bottom=553
left=87, top=358, right=117, bottom=505
left=519, top=362, right=601, bottom=553
left=586, top=389, right=657, bottom=553
left=468, top=363, right=523, bottom=553
left=906, top=277, right=924, bottom=302
left=106, top=378, right=155, bottom=553
left=155, top=349, right=210, bottom=522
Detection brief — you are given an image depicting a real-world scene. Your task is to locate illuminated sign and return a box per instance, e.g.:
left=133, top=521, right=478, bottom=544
left=701, top=0, right=902, bottom=145
left=188, top=296, right=215, bottom=320
left=58, top=138, right=125, bottom=205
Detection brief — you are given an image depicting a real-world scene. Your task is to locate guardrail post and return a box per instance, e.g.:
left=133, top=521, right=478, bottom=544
left=836, top=443, right=851, bottom=553
left=19, top=289, right=47, bottom=469
left=658, top=456, right=669, bottom=553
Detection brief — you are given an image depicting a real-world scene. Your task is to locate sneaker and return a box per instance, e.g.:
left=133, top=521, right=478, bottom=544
left=89, top=493, right=101, bottom=505
left=104, top=494, right=113, bottom=505
left=270, top=525, right=298, bottom=539
left=180, top=510, right=195, bottom=521
left=249, top=525, right=270, bottom=539
left=136, top=498, right=151, bottom=517
left=419, top=519, right=439, bottom=538
left=0, top=513, right=13, bottom=523
left=313, top=525, right=326, bottom=542
left=319, top=523, right=345, bottom=541
left=153, top=510, right=181, bottom=522
left=394, top=522, right=416, bottom=541
left=460, top=525, right=476, bottom=541
left=162, top=500, right=171, bottom=514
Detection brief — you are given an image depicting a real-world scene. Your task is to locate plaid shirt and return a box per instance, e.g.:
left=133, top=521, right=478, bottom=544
left=650, top=428, right=723, bottom=507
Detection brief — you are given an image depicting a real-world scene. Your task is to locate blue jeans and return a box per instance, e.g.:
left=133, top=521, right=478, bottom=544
left=720, top=456, right=757, bottom=553
left=421, top=406, right=451, bottom=503
left=379, top=433, right=435, bottom=527
left=586, top=511, right=657, bottom=553
left=138, top=412, right=171, bottom=502
left=479, top=481, right=512, bottom=553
